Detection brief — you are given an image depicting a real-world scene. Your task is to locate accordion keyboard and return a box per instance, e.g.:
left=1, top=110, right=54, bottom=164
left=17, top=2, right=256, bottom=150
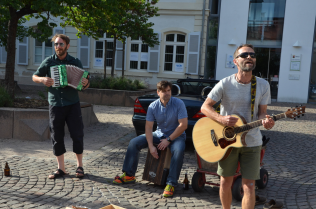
left=50, top=66, right=61, bottom=87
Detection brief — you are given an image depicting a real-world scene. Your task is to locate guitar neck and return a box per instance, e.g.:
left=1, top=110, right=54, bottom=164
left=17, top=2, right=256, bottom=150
left=234, top=113, right=286, bottom=133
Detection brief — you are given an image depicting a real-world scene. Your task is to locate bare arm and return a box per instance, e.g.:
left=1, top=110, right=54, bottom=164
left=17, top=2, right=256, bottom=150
left=145, top=120, right=159, bottom=159
left=201, top=97, right=238, bottom=127
left=32, top=75, right=54, bottom=87
left=157, top=117, right=188, bottom=150
left=258, top=104, right=275, bottom=130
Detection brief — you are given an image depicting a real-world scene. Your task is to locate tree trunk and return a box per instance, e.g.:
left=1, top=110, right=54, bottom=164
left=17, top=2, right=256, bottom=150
left=122, top=40, right=125, bottom=78
left=111, top=35, right=116, bottom=78
left=103, top=40, right=107, bottom=79
left=5, top=8, right=19, bottom=99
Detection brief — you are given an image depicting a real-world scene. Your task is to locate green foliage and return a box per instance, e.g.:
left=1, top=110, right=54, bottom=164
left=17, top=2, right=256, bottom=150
left=0, top=85, right=13, bottom=107
left=38, top=91, right=46, bottom=100
left=89, top=76, right=146, bottom=91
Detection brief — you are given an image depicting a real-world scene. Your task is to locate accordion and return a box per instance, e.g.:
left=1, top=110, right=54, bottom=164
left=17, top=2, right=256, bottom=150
left=50, top=65, right=89, bottom=91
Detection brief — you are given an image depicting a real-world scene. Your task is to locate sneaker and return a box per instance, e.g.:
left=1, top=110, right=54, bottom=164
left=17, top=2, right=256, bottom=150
left=162, top=184, right=174, bottom=198
left=113, top=172, right=136, bottom=184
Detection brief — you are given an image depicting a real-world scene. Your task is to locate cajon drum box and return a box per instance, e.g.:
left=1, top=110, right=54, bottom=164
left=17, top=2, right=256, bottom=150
left=142, top=144, right=171, bottom=185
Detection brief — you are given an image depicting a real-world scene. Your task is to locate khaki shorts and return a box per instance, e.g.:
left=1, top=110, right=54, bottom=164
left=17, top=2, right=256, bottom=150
left=217, top=146, right=262, bottom=180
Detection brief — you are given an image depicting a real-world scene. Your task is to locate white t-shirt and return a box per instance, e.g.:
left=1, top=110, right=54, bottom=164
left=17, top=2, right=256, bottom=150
left=207, top=74, right=271, bottom=147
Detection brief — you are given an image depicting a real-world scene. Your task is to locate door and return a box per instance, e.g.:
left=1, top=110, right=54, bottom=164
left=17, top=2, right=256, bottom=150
left=254, top=47, right=281, bottom=100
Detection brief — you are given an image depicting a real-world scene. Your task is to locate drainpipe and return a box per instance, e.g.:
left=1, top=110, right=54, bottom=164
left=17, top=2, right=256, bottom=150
left=198, top=0, right=206, bottom=77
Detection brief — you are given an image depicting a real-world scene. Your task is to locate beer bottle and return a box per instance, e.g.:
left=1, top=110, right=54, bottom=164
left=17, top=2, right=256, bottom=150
left=183, top=173, right=189, bottom=190
left=4, top=162, right=10, bottom=177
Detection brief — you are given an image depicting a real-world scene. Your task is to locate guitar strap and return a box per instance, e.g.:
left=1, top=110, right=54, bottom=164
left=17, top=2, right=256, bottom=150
left=215, top=75, right=257, bottom=121
left=250, top=75, right=256, bottom=120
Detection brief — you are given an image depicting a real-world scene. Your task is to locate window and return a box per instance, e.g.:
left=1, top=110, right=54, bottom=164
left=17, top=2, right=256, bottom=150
left=0, top=46, right=7, bottom=64
left=164, top=33, right=185, bottom=71
left=34, top=28, right=63, bottom=64
left=35, top=39, right=52, bottom=63
left=247, top=0, right=286, bottom=46
left=130, top=37, right=149, bottom=70
left=94, top=33, right=114, bottom=67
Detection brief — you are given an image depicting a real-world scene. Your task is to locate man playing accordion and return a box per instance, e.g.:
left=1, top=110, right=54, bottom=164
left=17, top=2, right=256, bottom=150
left=32, top=33, right=89, bottom=179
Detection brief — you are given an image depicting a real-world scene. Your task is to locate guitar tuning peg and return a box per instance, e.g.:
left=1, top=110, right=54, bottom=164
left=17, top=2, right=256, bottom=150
left=302, top=114, right=304, bottom=116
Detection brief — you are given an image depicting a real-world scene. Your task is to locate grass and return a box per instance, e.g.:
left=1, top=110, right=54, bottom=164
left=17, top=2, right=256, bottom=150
left=89, top=77, right=146, bottom=91
left=0, top=85, right=13, bottom=107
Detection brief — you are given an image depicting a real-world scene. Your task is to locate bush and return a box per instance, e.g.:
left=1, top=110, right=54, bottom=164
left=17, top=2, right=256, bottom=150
left=38, top=91, right=46, bottom=100
left=0, top=86, right=13, bottom=107
left=89, top=76, right=147, bottom=91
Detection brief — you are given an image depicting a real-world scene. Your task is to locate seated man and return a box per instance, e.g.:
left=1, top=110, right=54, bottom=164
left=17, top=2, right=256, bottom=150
left=113, top=80, right=188, bottom=198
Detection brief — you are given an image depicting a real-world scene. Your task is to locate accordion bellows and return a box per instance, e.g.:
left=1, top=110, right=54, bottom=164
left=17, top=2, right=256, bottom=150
left=50, top=65, right=89, bottom=91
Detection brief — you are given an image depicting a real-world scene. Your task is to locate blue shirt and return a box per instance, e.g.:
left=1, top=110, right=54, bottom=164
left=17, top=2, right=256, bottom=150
left=146, top=97, right=188, bottom=138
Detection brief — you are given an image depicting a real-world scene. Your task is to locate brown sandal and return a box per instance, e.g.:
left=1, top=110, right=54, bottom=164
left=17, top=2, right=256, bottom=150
left=75, top=166, right=84, bottom=178
left=263, top=199, right=283, bottom=209
left=48, top=169, right=66, bottom=179
left=255, top=195, right=267, bottom=205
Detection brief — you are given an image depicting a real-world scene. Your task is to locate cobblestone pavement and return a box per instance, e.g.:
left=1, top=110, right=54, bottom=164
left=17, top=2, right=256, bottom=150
left=1, top=102, right=316, bottom=209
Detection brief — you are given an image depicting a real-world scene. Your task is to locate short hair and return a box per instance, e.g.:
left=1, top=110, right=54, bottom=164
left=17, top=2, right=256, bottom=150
left=157, top=80, right=172, bottom=91
left=51, top=34, right=70, bottom=45
left=233, top=44, right=255, bottom=59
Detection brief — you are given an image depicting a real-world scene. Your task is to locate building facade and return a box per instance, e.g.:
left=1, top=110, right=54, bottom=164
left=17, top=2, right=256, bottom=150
left=207, top=0, right=316, bottom=104
left=1, top=0, right=316, bottom=103
left=0, top=0, right=209, bottom=89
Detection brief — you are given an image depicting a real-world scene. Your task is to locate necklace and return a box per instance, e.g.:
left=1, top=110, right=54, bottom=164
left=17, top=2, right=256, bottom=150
left=235, top=74, right=251, bottom=84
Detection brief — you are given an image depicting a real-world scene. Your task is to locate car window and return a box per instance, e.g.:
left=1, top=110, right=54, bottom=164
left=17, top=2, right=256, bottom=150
left=180, top=81, right=216, bottom=95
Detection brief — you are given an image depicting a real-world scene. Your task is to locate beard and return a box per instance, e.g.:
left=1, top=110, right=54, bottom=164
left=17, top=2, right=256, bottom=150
left=237, top=60, right=256, bottom=72
left=56, top=47, right=67, bottom=57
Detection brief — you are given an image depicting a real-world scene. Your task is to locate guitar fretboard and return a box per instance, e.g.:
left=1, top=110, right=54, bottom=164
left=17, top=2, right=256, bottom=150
left=234, top=113, right=286, bottom=134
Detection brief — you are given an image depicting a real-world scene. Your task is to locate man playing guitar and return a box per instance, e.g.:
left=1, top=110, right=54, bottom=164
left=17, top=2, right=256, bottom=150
left=201, top=44, right=275, bottom=209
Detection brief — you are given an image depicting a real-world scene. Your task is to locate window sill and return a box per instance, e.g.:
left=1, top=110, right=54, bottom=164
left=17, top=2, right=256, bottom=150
left=27, top=65, right=40, bottom=71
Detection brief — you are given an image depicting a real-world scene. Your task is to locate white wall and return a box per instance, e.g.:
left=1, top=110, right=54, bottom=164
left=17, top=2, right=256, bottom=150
left=215, top=0, right=250, bottom=80
left=277, top=0, right=316, bottom=103
left=150, top=15, right=195, bottom=32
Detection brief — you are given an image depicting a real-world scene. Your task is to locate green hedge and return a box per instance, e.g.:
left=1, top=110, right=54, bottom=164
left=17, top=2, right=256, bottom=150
left=89, top=77, right=146, bottom=91
left=0, top=86, right=13, bottom=107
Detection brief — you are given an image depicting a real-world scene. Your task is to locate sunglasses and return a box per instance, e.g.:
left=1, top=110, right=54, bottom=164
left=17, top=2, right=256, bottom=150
left=54, top=43, right=65, bottom=47
left=236, top=52, right=256, bottom=59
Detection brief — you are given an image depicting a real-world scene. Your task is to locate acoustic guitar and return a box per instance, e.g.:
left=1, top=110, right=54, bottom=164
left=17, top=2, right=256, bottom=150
left=192, top=106, right=306, bottom=163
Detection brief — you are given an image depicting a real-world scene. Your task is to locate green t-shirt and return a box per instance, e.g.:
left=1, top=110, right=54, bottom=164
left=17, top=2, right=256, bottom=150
left=33, top=53, right=83, bottom=107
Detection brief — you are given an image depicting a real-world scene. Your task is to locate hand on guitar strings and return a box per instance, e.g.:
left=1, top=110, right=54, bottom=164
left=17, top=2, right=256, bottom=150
left=220, top=115, right=239, bottom=127
left=262, top=115, right=275, bottom=130
left=149, top=145, right=159, bottom=159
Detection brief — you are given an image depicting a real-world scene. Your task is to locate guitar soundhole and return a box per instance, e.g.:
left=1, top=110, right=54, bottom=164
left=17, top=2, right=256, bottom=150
left=223, top=127, right=236, bottom=140
left=218, top=138, right=236, bottom=149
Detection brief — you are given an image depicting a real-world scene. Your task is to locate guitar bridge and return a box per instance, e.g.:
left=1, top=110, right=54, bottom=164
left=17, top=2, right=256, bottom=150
left=211, top=129, right=218, bottom=146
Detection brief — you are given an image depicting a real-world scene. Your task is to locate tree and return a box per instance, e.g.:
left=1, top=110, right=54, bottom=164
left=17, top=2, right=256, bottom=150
left=62, top=0, right=160, bottom=78
left=0, top=0, right=159, bottom=99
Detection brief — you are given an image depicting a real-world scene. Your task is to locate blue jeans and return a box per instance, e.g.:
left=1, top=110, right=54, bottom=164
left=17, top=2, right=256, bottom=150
left=122, top=133, right=186, bottom=186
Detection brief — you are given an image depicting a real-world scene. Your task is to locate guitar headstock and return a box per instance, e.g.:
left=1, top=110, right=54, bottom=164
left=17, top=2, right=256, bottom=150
left=285, top=105, right=306, bottom=119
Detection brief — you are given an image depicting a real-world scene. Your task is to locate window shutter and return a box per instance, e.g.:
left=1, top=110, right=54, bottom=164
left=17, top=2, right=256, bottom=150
left=115, top=39, right=125, bottom=70
left=1, top=47, right=7, bottom=63
left=53, top=28, right=65, bottom=35
left=17, top=37, right=28, bottom=65
left=147, top=32, right=161, bottom=72
left=186, top=32, right=200, bottom=74
left=78, top=35, right=90, bottom=68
